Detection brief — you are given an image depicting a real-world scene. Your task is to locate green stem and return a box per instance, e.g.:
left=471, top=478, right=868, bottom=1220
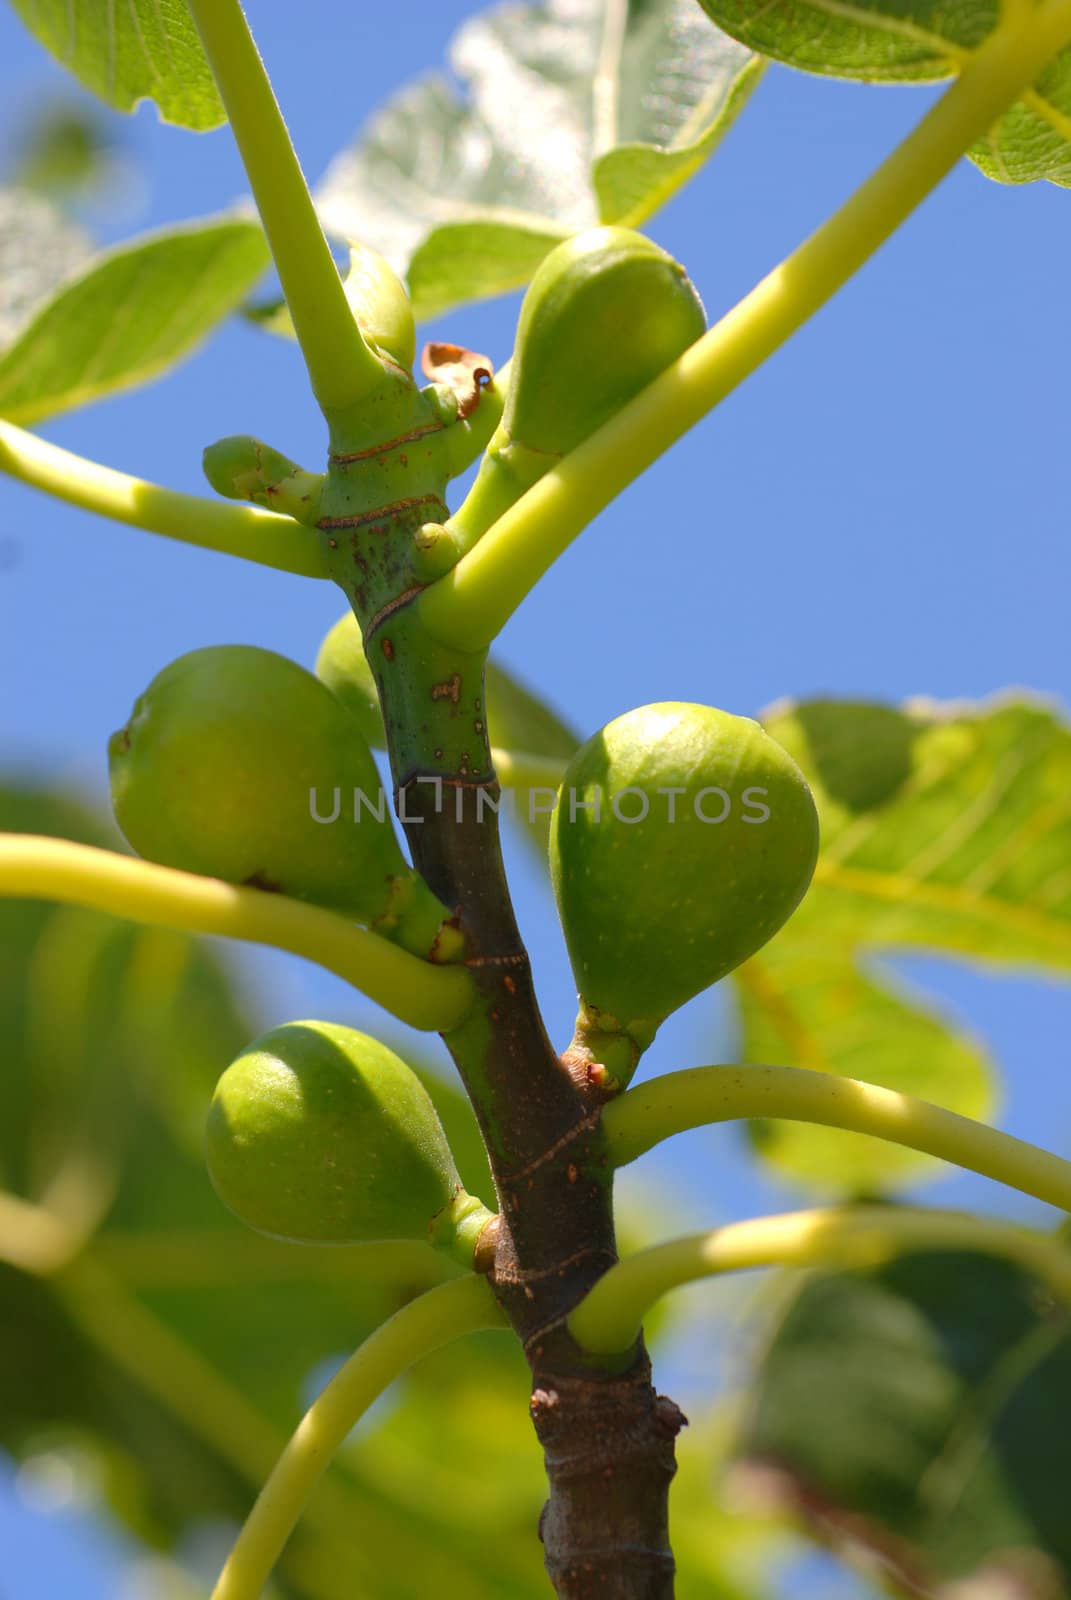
left=0, top=419, right=326, bottom=578
left=417, top=1, right=1071, bottom=650
left=186, top=0, right=385, bottom=414
left=569, top=1204, right=1071, bottom=1356
left=211, top=1275, right=505, bottom=1600
left=0, top=837, right=473, bottom=1032
left=603, top=1063, right=1071, bottom=1213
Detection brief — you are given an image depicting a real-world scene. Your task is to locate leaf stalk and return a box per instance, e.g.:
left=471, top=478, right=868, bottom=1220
left=569, top=1204, right=1071, bottom=1355
left=186, top=0, right=386, bottom=413
left=0, top=418, right=327, bottom=577
left=0, top=837, right=474, bottom=1032
left=604, top=1062, right=1071, bottom=1212
left=211, top=1275, right=505, bottom=1600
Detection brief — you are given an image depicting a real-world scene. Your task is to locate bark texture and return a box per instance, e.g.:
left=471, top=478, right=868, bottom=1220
left=388, top=701, right=686, bottom=1599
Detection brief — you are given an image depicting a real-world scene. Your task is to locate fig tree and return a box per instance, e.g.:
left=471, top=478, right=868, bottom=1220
left=550, top=703, right=819, bottom=1079
left=205, top=1020, right=491, bottom=1259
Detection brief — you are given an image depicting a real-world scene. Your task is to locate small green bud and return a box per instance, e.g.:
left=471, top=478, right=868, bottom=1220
left=343, top=244, right=417, bottom=371
left=205, top=1020, right=487, bottom=1252
left=421, top=382, right=461, bottom=426
left=550, top=704, right=819, bottom=1072
left=202, top=435, right=323, bottom=523
left=108, top=645, right=456, bottom=956
left=410, top=521, right=467, bottom=582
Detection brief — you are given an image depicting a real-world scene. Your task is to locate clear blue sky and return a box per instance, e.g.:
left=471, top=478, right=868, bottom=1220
left=1, top=3, right=1069, bottom=1594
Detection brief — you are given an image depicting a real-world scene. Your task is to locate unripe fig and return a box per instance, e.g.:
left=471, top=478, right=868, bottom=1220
left=315, top=613, right=386, bottom=749
left=206, top=1021, right=491, bottom=1258
left=343, top=244, right=416, bottom=371
left=109, top=645, right=455, bottom=956
left=451, top=228, right=706, bottom=545
left=551, top=704, right=819, bottom=1075
left=506, top=227, right=706, bottom=455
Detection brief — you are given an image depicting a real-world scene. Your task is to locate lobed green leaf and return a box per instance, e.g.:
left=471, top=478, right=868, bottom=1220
left=739, top=1244, right=1071, bottom=1593
left=694, top=0, right=1071, bottom=186
left=6, top=0, right=224, bottom=130
left=734, top=695, right=1071, bottom=1191
left=314, top=0, right=761, bottom=319
left=739, top=950, right=994, bottom=1194
left=0, top=214, right=269, bottom=424
left=771, top=696, right=1071, bottom=970
left=973, top=46, right=1071, bottom=185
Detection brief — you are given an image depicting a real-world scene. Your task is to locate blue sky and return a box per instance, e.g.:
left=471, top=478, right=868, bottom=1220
left=1, top=2, right=1070, bottom=1595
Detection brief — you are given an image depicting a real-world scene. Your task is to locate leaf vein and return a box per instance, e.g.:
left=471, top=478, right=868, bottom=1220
left=814, top=860, right=1071, bottom=959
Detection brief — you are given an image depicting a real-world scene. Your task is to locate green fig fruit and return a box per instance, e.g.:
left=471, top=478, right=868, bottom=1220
left=506, top=227, right=706, bottom=455
left=551, top=703, right=819, bottom=1079
left=109, top=644, right=455, bottom=956
left=205, top=1020, right=491, bottom=1257
left=450, top=227, right=706, bottom=546
left=315, top=613, right=386, bottom=749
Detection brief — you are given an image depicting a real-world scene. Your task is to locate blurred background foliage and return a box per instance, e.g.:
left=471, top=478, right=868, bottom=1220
left=3, top=766, right=1071, bottom=1598
left=0, top=777, right=785, bottom=1599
